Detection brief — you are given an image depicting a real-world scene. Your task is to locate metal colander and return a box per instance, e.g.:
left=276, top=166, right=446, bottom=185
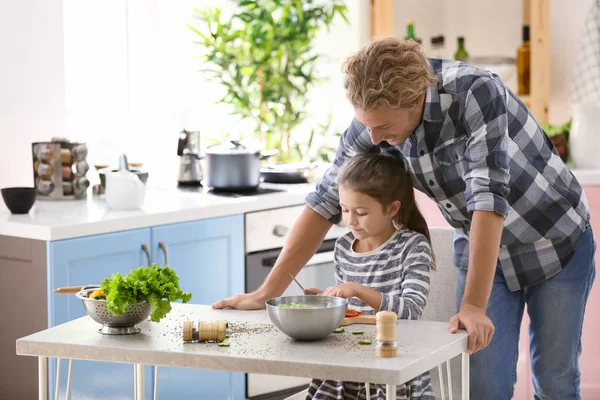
left=76, top=287, right=151, bottom=335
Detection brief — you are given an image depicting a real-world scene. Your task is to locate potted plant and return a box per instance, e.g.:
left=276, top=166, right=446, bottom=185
left=542, top=119, right=571, bottom=162
left=188, top=0, right=348, bottom=164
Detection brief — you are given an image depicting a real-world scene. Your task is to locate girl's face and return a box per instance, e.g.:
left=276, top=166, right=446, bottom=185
left=339, top=185, right=400, bottom=241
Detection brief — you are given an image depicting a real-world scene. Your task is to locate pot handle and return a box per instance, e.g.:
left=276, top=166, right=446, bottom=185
left=260, top=150, right=279, bottom=160
left=230, top=139, right=244, bottom=148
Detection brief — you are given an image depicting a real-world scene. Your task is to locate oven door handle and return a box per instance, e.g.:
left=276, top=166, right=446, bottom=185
left=261, top=251, right=335, bottom=269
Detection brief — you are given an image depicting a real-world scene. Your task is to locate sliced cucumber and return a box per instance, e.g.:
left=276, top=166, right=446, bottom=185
left=351, top=330, right=364, bottom=335
left=333, top=328, right=345, bottom=333
left=358, top=339, right=372, bottom=345
left=218, top=342, right=230, bottom=347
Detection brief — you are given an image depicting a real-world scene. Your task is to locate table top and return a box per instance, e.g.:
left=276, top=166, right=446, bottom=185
left=16, top=304, right=468, bottom=385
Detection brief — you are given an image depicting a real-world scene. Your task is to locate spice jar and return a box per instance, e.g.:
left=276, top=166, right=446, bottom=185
left=183, top=320, right=227, bottom=342
left=61, top=148, right=73, bottom=165
left=376, top=311, right=397, bottom=358
left=62, top=165, right=73, bottom=180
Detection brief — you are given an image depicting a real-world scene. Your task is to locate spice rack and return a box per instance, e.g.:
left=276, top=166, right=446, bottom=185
left=370, top=0, right=551, bottom=124
left=31, top=139, right=90, bottom=200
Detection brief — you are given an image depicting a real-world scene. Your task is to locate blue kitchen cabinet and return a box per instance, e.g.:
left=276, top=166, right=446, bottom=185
left=151, top=215, right=246, bottom=400
left=48, top=228, right=154, bottom=400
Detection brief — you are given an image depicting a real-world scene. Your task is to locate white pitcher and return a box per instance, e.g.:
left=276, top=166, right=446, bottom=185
left=104, top=169, right=146, bottom=210
left=570, top=103, right=600, bottom=169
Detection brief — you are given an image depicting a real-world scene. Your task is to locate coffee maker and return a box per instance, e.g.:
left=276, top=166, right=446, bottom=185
left=177, top=128, right=203, bottom=186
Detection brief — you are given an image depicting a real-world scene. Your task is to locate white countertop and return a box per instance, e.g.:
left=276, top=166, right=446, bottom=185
left=571, top=168, right=600, bottom=186
left=0, top=183, right=315, bottom=241
left=16, top=304, right=468, bottom=386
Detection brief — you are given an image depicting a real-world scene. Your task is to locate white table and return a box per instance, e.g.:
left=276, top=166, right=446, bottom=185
left=16, top=304, right=469, bottom=400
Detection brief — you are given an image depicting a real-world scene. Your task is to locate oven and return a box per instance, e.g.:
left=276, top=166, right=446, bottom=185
left=244, top=205, right=348, bottom=399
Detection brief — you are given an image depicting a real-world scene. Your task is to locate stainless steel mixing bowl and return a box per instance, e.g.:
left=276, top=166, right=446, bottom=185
left=266, top=295, right=348, bottom=341
left=76, top=287, right=151, bottom=335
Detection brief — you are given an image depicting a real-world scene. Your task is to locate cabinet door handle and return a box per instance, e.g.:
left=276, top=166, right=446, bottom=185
left=159, top=241, right=169, bottom=266
left=141, top=244, right=151, bottom=267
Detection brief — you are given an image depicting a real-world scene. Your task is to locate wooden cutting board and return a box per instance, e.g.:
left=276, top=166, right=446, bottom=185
left=339, top=314, right=376, bottom=326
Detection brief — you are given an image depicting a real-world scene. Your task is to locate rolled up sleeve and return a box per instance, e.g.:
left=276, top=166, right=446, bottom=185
left=305, top=119, right=371, bottom=224
left=462, top=76, right=510, bottom=218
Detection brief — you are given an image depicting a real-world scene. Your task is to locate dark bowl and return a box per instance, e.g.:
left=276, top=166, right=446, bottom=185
left=99, top=169, right=149, bottom=189
left=1, top=187, right=37, bottom=214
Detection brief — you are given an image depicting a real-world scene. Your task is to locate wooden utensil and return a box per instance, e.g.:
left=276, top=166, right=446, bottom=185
left=53, top=285, right=98, bottom=294
left=339, top=314, right=377, bottom=326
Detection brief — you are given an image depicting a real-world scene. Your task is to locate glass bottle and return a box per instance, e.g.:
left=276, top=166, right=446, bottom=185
left=406, top=20, right=416, bottom=41
left=454, top=37, right=470, bottom=62
left=517, top=25, right=531, bottom=95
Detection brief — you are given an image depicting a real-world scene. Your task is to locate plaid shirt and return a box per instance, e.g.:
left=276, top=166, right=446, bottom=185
left=306, top=58, right=591, bottom=292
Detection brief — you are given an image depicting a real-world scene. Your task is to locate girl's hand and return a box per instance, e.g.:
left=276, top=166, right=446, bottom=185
left=304, top=287, right=323, bottom=295
left=323, top=283, right=361, bottom=299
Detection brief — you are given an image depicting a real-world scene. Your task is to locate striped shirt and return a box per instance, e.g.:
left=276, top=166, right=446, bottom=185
left=306, top=58, right=590, bottom=292
left=308, top=228, right=435, bottom=400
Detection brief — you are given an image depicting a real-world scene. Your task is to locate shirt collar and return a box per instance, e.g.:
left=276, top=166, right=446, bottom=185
left=422, top=84, right=444, bottom=123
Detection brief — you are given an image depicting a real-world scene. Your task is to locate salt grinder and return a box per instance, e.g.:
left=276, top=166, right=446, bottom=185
left=183, top=320, right=227, bottom=342
left=376, top=311, right=398, bottom=358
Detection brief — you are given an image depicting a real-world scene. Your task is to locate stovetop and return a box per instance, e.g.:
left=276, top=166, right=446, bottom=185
left=175, top=183, right=286, bottom=198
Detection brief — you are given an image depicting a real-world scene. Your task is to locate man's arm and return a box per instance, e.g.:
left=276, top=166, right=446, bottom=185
left=449, top=76, right=510, bottom=354
left=450, top=210, right=502, bottom=353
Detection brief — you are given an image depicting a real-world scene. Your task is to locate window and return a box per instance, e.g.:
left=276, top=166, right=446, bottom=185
left=62, top=0, right=368, bottom=182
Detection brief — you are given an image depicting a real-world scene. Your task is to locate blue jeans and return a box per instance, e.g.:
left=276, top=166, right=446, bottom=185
left=456, top=224, right=596, bottom=400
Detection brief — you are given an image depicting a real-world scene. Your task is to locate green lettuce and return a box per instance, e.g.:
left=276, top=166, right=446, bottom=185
left=100, top=264, right=192, bottom=323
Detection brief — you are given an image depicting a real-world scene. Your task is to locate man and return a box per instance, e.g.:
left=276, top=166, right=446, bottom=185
left=214, top=38, right=595, bottom=399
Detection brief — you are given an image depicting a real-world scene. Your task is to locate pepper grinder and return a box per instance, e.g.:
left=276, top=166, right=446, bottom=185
left=183, top=320, right=227, bottom=342
left=376, top=311, right=398, bottom=358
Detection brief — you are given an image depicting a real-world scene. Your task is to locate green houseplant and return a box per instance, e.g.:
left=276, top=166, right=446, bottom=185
left=189, top=0, right=348, bottom=163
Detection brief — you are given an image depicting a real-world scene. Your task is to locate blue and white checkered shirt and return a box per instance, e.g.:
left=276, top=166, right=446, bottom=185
left=306, top=58, right=591, bottom=292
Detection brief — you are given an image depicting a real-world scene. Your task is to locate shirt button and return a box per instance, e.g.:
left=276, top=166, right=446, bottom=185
left=446, top=203, right=452, bottom=208
left=420, top=150, right=425, bottom=156
left=429, top=180, right=434, bottom=186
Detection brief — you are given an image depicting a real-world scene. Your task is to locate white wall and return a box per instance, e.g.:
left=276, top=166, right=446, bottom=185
left=0, top=0, right=67, bottom=188
left=394, top=0, right=594, bottom=124
left=550, top=0, right=594, bottom=124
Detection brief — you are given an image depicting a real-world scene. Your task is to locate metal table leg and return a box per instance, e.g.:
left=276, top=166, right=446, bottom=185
left=39, top=357, right=48, bottom=400
left=66, top=359, right=73, bottom=400
left=386, top=384, right=395, bottom=400
left=134, top=364, right=144, bottom=400
left=462, top=352, right=470, bottom=400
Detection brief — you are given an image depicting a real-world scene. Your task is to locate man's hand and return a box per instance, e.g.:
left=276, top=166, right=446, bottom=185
left=212, top=292, right=266, bottom=310
left=449, top=304, right=495, bottom=354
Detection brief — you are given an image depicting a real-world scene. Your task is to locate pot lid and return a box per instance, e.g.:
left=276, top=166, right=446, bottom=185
left=206, top=140, right=261, bottom=155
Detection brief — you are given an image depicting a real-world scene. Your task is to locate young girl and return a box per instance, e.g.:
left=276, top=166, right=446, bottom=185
left=306, top=151, right=435, bottom=400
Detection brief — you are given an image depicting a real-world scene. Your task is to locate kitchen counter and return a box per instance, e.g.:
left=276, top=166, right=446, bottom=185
left=0, top=183, right=316, bottom=241
left=571, top=168, right=600, bottom=186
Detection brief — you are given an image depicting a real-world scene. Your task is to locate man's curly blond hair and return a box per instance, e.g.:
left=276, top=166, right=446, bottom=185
left=343, top=38, right=437, bottom=111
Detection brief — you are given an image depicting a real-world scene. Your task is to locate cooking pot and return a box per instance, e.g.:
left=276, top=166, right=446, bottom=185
left=204, top=140, right=278, bottom=190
